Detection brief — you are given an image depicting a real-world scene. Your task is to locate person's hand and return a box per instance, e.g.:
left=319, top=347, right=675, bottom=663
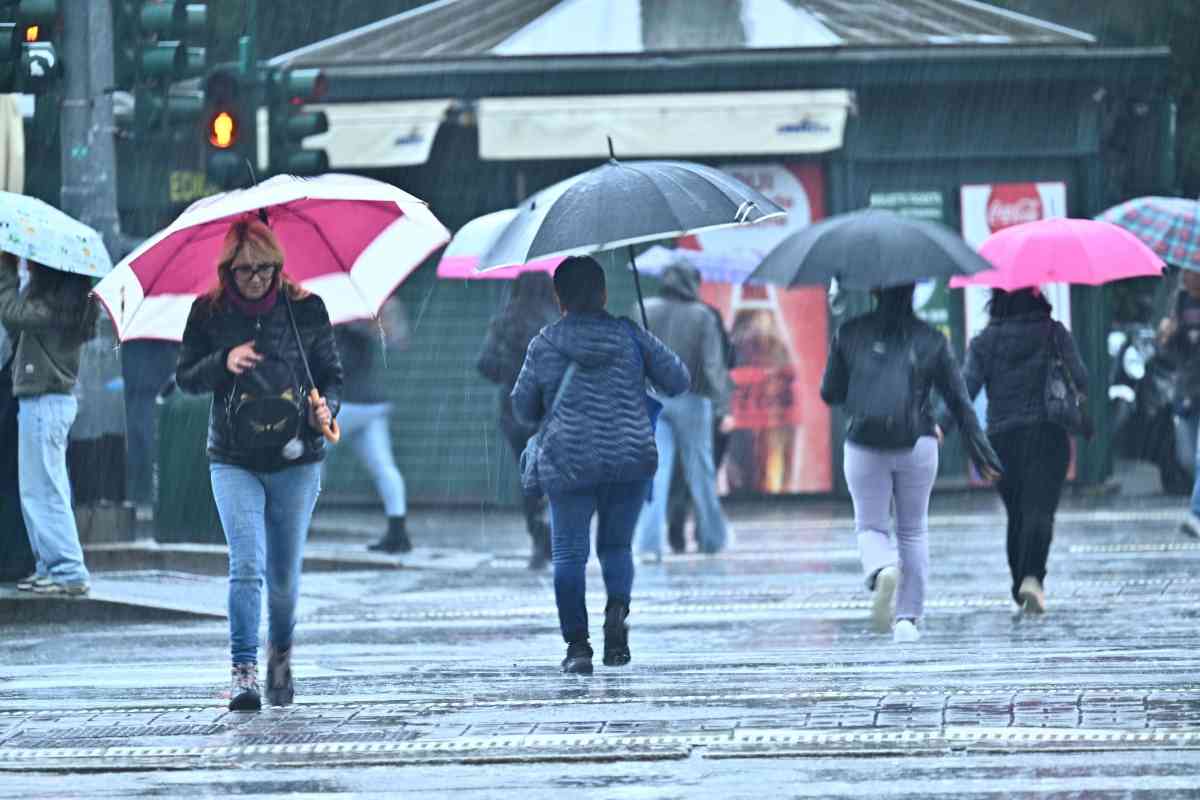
left=934, top=424, right=945, bottom=447
left=307, top=394, right=331, bottom=431
left=226, top=341, right=262, bottom=375
left=1159, top=317, right=1177, bottom=345
left=979, top=463, right=1002, bottom=482
left=719, top=415, right=737, bottom=434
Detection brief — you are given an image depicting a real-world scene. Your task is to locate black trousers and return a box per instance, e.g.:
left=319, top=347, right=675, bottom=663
left=990, top=423, right=1070, bottom=603
left=500, top=421, right=550, bottom=544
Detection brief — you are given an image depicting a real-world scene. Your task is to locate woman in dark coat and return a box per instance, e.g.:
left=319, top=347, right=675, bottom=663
left=177, top=218, right=343, bottom=711
left=821, top=284, right=1000, bottom=643
left=511, top=256, right=689, bottom=674
left=961, top=288, right=1089, bottom=615
left=477, top=271, right=560, bottom=569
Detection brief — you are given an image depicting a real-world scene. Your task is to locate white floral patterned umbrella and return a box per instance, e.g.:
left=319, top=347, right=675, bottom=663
left=0, top=191, right=112, bottom=278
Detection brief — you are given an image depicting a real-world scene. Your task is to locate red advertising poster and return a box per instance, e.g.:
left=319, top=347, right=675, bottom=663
left=679, top=163, right=832, bottom=494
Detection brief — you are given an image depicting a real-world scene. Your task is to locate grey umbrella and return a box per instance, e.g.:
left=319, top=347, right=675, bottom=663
left=750, top=208, right=993, bottom=290
left=476, top=145, right=785, bottom=325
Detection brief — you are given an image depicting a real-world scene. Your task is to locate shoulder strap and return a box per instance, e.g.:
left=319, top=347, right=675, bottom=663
left=1048, top=322, right=1081, bottom=399
left=283, top=291, right=317, bottom=389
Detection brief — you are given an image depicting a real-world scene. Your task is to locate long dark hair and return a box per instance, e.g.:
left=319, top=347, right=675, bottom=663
left=27, top=261, right=99, bottom=343
left=872, top=283, right=917, bottom=339
left=987, top=288, right=1051, bottom=319
left=508, top=270, right=558, bottom=316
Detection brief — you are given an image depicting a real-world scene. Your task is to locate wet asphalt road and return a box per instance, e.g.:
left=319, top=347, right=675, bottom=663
left=1, top=490, right=1199, bottom=797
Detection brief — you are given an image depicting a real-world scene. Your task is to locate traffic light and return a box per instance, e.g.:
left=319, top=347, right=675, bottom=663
left=0, top=0, right=61, bottom=93
left=268, top=67, right=329, bottom=176
left=113, top=1, right=207, bottom=134
left=203, top=66, right=249, bottom=189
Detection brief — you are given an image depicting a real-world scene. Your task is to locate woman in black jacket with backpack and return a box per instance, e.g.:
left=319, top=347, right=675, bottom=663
left=821, top=284, right=1000, bottom=644
left=177, top=218, right=342, bottom=711
left=961, top=288, right=1089, bottom=615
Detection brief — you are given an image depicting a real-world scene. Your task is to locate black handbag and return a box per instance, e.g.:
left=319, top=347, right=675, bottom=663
left=1045, top=323, right=1090, bottom=437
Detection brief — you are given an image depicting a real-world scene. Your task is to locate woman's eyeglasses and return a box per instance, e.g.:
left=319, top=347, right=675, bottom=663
left=230, top=262, right=280, bottom=280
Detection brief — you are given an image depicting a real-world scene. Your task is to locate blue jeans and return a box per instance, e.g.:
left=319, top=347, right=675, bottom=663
left=210, top=461, right=321, bottom=665
left=635, top=393, right=728, bottom=555
left=18, top=394, right=89, bottom=584
left=333, top=402, right=406, bottom=516
left=1190, top=418, right=1200, bottom=519
left=547, top=479, right=649, bottom=644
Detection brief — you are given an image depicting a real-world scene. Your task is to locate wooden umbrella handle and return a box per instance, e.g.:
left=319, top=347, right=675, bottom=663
left=309, top=388, right=340, bottom=443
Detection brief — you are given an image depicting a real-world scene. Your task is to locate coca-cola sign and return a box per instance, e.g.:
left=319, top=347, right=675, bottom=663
left=986, top=184, right=1044, bottom=232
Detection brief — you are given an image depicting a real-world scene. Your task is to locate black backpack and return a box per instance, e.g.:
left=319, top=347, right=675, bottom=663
left=228, top=353, right=306, bottom=451
left=845, top=335, right=923, bottom=449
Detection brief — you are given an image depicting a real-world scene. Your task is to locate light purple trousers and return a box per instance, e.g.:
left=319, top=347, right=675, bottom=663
left=843, top=437, right=939, bottom=621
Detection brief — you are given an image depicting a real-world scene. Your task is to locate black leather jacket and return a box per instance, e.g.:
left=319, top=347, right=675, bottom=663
left=177, top=292, right=343, bottom=472
left=821, top=311, right=1000, bottom=471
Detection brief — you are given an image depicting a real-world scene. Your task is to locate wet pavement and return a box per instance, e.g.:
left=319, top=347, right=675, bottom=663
left=1, top=488, right=1199, bottom=797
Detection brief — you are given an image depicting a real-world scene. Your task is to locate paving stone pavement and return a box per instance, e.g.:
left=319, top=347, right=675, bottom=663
left=1, top=496, right=1199, bottom=796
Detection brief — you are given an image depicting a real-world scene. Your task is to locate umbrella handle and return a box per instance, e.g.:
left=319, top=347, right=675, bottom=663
left=309, top=388, right=341, bottom=443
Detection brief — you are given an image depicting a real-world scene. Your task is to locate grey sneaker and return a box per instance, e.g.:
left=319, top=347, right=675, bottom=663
left=229, top=663, right=261, bottom=711
left=16, top=574, right=51, bottom=592
left=265, top=645, right=294, bottom=707
left=32, top=580, right=90, bottom=596
left=1181, top=514, right=1200, bottom=539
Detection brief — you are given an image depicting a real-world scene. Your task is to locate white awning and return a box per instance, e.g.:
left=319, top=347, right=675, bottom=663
left=477, top=90, right=852, bottom=161
left=299, top=99, right=453, bottom=169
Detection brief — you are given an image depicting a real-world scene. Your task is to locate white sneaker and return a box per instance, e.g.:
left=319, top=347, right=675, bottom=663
left=893, top=619, right=920, bottom=643
left=16, top=573, right=51, bottom=592
left=870, top=566, right=898, bottom=633
left=638, top=551, right=662, bottom=565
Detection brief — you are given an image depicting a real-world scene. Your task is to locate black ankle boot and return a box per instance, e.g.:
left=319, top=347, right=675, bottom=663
left=368, top=516, right=412, bottom=553
left=603, top=602, right=630, bottom=666
left=561, top=640, right=593, bottom=675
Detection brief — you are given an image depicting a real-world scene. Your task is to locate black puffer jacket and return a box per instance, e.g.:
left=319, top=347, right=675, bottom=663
left=821, top=311, right=999, bottom=469
left=511, top=311, right=689, bottom=493
left=961, top=311, right=1088, bottom=435
left=477, top=301, right=559, bottom=440
left=177, top=292, right=343, bottom=472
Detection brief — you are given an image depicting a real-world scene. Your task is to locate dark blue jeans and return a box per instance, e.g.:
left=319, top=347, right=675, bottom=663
left=547, top=479, right=650, bottom=644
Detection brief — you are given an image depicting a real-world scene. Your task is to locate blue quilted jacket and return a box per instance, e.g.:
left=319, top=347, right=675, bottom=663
left=511, top=311, right=690, bottom=494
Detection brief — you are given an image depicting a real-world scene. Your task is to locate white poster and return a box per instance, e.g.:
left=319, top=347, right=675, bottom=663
left=961, top=181, right=1071, bottom=340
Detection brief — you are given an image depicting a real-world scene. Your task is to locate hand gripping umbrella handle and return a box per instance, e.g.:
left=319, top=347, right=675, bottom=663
left=309, top=388, right=340, bottom=443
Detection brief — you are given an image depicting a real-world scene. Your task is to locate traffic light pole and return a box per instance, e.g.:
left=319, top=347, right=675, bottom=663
left=59, top=0, right=122, bottom=256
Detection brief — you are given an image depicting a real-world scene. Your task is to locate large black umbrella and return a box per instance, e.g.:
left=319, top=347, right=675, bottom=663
left=477, top=146, right=785, bottom=325
left=750, top=208, right=992, bottom=290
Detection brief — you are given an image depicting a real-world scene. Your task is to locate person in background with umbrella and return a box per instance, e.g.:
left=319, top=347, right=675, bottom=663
left=0, top=252, right=99, bottom=596
left=634, top=264, right=733, bottom=561
left=958, top=288, right=1090, bottom=614
left=512, top=256, right=689, bottom=674
left=820, top=284, right=1000, bottom=643
left=176, top=218, right=342, bottom=711
left=477, top=271, right=560, bottom=570
left=334, top=297, right=413, bottom=555
left=1156, top=271, right=1200, bottom=538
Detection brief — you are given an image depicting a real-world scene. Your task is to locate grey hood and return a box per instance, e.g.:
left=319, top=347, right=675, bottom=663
left=660, top=265, right=700, bottom=302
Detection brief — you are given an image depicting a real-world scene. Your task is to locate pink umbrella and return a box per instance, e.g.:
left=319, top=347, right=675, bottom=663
left=436, top=208, right=561, bottom=280
left=94, top=173, right=450, bottom=342
left=949, top=218, right=1163, bottom=291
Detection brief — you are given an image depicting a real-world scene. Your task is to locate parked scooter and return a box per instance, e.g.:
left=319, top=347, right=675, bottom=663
left=1108, top=325, right=1194, bottom=494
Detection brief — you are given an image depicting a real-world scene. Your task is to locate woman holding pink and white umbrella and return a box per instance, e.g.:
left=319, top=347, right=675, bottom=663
left=177, top=218, right=342, bottom=711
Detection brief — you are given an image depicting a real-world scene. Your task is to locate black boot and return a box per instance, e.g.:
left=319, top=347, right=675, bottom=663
left=528, top=521, right=552, bottom=571
left=561, top=640, right=593, bottom=675
left=603, top=602, right=631, bottom=667
left=368, top=516, right=412, bottom=554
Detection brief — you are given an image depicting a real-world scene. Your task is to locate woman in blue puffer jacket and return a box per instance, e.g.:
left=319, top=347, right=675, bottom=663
left=512, top=256, right=689, bottom=675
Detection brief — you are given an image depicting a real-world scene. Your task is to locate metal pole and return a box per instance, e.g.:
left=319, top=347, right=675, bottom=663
left=60, top=0, right=122, bottom=256
left=628, top=246, right=649, bottom=329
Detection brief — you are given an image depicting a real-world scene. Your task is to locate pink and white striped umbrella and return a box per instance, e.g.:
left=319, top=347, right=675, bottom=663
left=436, top=208, right=562, bottom=281
left=94, top=173, right=450, bottom=342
